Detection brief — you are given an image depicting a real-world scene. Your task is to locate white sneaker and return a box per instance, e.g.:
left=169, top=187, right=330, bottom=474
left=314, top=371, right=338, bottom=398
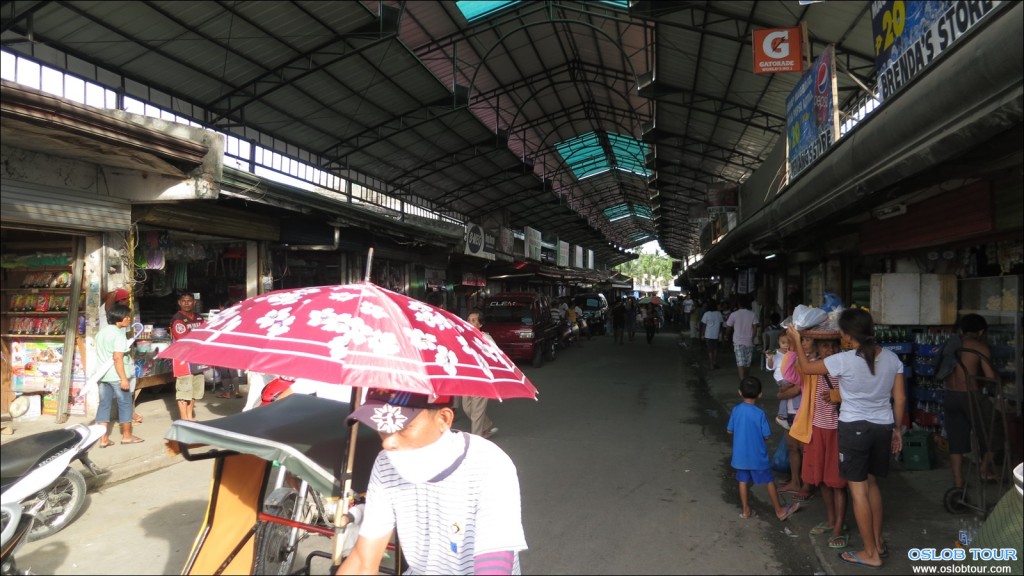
left=484, top=427, right=498, bottom=439
left=776, top=415, right=791, bottom=430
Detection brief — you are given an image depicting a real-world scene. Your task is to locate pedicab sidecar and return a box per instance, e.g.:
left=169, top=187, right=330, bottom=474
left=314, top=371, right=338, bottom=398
left=164, top=394, right=398, bottom=576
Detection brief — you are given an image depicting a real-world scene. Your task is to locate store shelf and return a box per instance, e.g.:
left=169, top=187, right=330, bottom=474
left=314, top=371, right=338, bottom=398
left=958, top=309, right=1019, bottom=318
left=1, top=311, right=74, bottom=316
left=0, top=266, right=73, bottom=273
left=0, top=287, right=72, bottom=292
left=1, top=334, right=67, bottom=338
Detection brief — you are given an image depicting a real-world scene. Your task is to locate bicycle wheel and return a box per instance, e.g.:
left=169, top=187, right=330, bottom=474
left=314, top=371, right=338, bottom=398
left=254, top=488, right=299, bottom=575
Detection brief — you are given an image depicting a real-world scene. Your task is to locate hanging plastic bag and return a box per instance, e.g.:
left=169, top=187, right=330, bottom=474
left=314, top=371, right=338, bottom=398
left=783, top=304, right=828, bottom=330
left=772, top=438, right=791, bottom=473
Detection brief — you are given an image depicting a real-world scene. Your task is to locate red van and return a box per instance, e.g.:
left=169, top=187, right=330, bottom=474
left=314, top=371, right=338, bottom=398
left=481, top=292, right=560, bottom=367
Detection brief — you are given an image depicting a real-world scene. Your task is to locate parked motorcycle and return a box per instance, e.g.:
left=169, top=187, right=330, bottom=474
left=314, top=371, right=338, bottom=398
left=0, top=423, right=105, bottom=542
left=1, top=503, right=33, bottom=575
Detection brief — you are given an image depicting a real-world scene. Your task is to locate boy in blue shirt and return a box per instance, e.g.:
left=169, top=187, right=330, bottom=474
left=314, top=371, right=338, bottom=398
left=728, top=376, right=800, bottom=521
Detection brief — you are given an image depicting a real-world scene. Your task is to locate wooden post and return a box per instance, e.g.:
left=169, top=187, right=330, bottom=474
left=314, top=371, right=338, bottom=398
left=56, top=237, right=85, bottom=424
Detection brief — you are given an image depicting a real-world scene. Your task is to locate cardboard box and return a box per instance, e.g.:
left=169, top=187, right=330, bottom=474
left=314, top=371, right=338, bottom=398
left=42, top=394, right=59, bottom=415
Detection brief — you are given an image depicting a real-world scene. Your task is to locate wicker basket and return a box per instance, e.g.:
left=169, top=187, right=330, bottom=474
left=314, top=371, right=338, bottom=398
left=800, top=328, right=841, bottom=339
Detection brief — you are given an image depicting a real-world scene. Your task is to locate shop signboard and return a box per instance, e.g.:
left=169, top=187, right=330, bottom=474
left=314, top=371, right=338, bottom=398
left=872, top=1, right=1003, bottom=103
left=498, top=226, right=514, bottom=255
left=557, top=241, right=569, bottom=267
left=463, top=222, right=495, bottom=260
left=752, top=27, right=803, bottom=74
left=786, top=44, right=838, bottom=181
left=574, top=245, right=584, bottom=268
left=524, top=226, right=542, bottom=262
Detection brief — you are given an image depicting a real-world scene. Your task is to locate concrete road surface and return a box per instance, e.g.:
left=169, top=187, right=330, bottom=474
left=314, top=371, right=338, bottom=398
left=9, top=328, right=991, bottom=574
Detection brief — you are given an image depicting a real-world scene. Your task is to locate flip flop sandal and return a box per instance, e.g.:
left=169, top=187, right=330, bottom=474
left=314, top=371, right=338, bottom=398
left=739, top=510, right=759, bottom=519
left=121, top=437, right=145, bottom=444
left=132, top=415, right=143, bottom=424
left=828, top=534, right=850, bottom=549
left=777, top=502, right=800, bottom=521
left=99, top=440, right=115, bottom=449
left=810, top=522, right=832, bottom=535
left=838, top=551, right=882, bottom=569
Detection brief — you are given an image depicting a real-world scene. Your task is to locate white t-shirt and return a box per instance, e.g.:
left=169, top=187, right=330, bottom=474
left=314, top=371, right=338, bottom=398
left=701, top=310, right=724, bottom=340
left=823, top=348, right=904, bottom=424
left=360, top=431, right=527, bottom=574
left=725, top=308, right=758, bottom=346
left=682, top=298, right=694, bottom=314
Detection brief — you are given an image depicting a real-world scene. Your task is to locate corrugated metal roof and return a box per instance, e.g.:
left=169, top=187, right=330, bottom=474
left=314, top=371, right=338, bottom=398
left=1, top=0, right=892, bottom=263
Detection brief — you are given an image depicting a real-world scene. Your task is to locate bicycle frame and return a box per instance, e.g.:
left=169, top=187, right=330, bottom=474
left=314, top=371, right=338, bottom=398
left=165, top=394, right=398, bottom=575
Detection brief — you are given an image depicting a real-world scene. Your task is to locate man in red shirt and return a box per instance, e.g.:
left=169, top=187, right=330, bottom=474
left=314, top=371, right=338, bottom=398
left=170, top=292, right=205, bottom=421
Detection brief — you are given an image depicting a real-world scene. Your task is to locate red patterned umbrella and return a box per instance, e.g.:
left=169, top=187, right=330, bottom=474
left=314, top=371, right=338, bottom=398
left=157, top=282, right=537, bottom=400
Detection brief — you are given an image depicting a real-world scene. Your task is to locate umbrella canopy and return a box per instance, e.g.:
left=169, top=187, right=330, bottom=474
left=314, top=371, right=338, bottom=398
left=637, top=295, right=663, bottom=305
left=158, top=282, right=537, bottom=400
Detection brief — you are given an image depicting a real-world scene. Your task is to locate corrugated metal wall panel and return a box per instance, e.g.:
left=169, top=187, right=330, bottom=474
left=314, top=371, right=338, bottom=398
left=859, top=181, right=993, bottom=255
left=1, top=180, right=131, bottom=231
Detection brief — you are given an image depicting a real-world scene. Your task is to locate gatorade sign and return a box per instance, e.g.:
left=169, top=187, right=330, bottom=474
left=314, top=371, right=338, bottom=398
left=752, top=27, right=803, bottom=74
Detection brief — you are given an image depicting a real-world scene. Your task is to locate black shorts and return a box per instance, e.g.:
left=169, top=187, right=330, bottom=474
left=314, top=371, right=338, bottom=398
left=944, top=391, right=998, bottom=455
left=838, top=420, right=893, bottom=482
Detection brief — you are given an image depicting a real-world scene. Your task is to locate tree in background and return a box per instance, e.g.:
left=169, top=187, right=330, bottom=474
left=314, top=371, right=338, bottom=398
left=615, top=247, right=674, bottom=293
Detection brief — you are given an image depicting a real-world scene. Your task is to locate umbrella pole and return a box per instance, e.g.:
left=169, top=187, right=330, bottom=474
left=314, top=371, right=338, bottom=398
left=364, top=247, right=374, bottom=282
left=333, top=389, right=364, bottom=566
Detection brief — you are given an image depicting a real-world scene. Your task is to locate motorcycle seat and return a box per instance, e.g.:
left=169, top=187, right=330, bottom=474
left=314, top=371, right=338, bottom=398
left=0, top=429, right=80, bottom=492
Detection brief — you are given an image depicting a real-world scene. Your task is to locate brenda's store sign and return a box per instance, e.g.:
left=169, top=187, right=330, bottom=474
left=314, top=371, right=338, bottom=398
left=872, top=0, right=1003, bottom=102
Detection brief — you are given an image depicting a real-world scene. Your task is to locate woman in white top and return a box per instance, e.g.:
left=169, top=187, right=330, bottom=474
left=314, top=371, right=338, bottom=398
left=786, top=308, right=905, bottom=570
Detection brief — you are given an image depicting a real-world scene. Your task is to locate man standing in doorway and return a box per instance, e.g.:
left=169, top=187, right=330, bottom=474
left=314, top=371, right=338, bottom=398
left=725, top=296, right=760, bottom=382
left=170, top=292, right=205, bottom=421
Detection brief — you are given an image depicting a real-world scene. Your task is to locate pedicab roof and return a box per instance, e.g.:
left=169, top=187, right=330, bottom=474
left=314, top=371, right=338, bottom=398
left=165, top=394, right=354, bottom=497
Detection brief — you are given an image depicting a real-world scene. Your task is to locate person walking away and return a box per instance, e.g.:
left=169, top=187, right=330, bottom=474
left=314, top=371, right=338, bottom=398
left=765, top=332, right=794, bottom=430
left=339, top=388, right=528, bottom=575
left=776, top=333, right=813, bottom=501
left=625, top=296, right=638, bottom=342
left=170, top=292, right=205, bottom=421
left=701, top=300, right=724, bottom=368
left=682, top=295, right=695, bottom=333
left=800, top=337, right=849, bottom=550
left=786, top=309, right=905, bottom=569
left=611, top=299, right=626, bottom=345
left=943, top=313, right=1001, bottom=488
left=725, top=296, right=760, bottom=382
left=463, top=310, right=499, bottom=439
left=728, top=376, right=801, bottom=521
left=94, top=303, right=143, bottom=446
left=689, top=299, right=703, bottom=347
left=642, top=303, right=657, bottom=344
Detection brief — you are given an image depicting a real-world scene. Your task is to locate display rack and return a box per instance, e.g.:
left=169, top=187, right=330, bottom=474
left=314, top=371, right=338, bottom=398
left=1, top=240, right=86, bottom=419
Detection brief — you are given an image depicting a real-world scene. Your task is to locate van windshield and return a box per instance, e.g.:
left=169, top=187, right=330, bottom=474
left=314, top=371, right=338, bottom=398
left=485, top=302, right=533, bottom=325
left=580, top=296, right=605, bottom=310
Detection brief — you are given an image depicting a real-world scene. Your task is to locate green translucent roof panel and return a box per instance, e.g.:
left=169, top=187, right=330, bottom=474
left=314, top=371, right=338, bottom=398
left=555, top=131, right=650, bottom=181
left=456, top=1, right=519, bottom=22
left=600, top=1, right=630, bottom=11
left=603, top=203, right=653, bottom=223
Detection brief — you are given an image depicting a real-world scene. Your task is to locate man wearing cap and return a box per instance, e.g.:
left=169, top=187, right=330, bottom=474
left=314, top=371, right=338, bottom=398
left=338, top=388, right=528, bottom=575
left=98, top=287, right=131, bottom=328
